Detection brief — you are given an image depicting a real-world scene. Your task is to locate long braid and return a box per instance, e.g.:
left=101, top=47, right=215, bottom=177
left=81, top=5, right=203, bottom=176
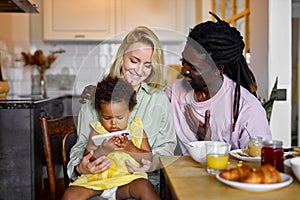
left=188, top=12, right=258, bottom=131
left=233, top=65, right=241, bottom=131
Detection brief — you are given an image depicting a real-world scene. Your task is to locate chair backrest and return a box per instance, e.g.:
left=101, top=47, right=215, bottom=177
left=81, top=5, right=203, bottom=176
left=40, top=115, right=77, bottom=200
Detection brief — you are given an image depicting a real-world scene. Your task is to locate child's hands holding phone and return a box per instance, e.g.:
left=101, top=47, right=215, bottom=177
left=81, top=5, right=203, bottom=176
left=114, top=134, right=136, bottom=152
left=101, top=137, right=118, bottom=153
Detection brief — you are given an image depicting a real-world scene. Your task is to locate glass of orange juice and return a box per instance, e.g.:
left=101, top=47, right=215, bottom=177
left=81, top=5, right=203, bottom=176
left=205, top=142, right=230, bottom=174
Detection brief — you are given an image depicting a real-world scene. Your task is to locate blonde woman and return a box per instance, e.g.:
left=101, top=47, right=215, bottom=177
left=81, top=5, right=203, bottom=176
left=67, top=26, right=176, bottom=198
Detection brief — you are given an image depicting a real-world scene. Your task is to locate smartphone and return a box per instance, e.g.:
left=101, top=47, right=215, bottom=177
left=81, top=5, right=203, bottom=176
left=91, top=130, right=132, bottom=146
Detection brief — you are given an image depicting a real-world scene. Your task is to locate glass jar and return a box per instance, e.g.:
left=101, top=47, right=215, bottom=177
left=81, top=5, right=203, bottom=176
left=248, top=136, right=263, bottom=157
left=261, top=140, right=284, bottom=172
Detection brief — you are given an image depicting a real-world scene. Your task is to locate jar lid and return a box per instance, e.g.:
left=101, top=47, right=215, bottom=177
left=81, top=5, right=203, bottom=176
left=249, top=136, right=263, bottom=145
left=262, top=140, right=283, bottom=148
left=249, top=136, right=263, bottom=140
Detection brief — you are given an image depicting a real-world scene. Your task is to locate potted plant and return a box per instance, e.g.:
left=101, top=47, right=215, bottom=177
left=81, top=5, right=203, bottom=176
left=260, top=77, right=278, bottom=123
left=0, top=53, right=9, bottom=99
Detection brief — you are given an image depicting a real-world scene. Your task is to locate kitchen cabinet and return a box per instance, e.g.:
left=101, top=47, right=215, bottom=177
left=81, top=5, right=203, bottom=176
left=43, top=0, right=115, bottom=41
left=43, top=0, right=195, bottom=41
left=0, top=96, right=64, bottom=199
left=115, top=0, right=194, bottom=41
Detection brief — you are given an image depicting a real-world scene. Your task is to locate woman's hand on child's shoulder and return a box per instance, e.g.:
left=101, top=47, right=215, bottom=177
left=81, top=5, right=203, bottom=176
left=79, top=85, right=96, bottom=104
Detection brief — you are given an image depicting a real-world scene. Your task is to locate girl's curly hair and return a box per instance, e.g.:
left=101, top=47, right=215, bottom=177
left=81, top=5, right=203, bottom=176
left=95, top=76, right=137, bottom=112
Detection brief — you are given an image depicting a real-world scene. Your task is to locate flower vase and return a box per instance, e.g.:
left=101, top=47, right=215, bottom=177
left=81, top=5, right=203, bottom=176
left=31, top=66, right=39, bottom=95
left=39, top=71, right=47, bottom=98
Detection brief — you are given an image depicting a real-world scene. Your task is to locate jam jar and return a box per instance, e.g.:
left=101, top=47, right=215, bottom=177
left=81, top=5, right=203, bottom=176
left=261, top=140, right=284, bottom=172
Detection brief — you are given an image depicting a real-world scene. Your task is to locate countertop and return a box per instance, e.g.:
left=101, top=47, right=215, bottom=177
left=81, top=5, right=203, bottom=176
left=0, top=93, right=80, bottom=109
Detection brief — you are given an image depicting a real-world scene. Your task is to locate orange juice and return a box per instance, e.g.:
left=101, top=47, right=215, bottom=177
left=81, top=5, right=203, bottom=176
left=206, top=154, right=229, bottom=170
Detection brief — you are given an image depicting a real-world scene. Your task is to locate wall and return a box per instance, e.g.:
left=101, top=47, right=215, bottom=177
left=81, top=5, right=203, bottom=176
left=0, top=13, right=31, bottom=94
left=268, top=0, right=292, bottom=146
left=249, top=0, right=269, bottom=99
left=0, top=13, right=30, bottom=51
left=293, top=1, right=300, bottom=145
left=251, top=0, right=292, bottom=146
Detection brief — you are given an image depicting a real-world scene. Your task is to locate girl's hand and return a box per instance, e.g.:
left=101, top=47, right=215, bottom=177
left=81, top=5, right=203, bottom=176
left=76, top=150, right=111, bottom=175
left=114, top=135, right=136, bottom=152
left=101, top=138, right=117, bottom=154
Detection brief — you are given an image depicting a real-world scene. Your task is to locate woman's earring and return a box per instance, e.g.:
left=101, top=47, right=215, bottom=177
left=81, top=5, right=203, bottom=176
left=215, top=68, right=222, bottom=76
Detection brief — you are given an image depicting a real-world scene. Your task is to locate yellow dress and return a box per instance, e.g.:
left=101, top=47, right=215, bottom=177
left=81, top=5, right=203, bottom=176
left=69, top=117, right=147, bottom=190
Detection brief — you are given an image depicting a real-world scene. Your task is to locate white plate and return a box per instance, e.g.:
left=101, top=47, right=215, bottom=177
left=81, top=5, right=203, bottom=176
left=216, top=173, right=293, bottom=192
left=284, top=158, right=292, bottom=168
left=230, top=149, right=261, bottom=162
left=284, top=151, right=300, bottom=158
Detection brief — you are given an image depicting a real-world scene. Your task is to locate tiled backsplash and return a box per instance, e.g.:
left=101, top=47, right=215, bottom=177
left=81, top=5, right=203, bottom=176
left=2, top=41, right=184, bottom=96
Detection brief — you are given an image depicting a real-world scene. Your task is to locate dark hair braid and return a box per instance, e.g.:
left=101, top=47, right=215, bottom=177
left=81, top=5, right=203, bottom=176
left=188, top=12, right=258, bottom=131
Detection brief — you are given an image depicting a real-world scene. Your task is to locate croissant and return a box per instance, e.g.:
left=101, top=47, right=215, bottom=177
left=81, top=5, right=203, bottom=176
left=241, top=164, right=281, bottom=184
left=219, top=164, right=252, bottom=181
left=219, top=164, right=281, bottom=184
left=293, top=147, right=300, bottom=153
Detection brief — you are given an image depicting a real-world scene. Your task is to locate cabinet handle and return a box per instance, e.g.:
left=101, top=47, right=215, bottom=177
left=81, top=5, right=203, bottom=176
left=74, top=35, right=85, bottom=38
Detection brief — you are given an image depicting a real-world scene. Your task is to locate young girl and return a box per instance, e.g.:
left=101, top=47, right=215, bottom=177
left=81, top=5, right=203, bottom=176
left=63, top=76, right=160, bottom=200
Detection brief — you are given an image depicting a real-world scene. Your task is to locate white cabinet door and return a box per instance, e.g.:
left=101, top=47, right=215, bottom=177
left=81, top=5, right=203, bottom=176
left=43, top=0, right=115, bottom=41
left=115, top=0, right=195, bottom=41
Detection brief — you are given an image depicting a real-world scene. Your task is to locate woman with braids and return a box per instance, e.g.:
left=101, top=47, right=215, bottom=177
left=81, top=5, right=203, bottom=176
left=164, top=12, right=272, bottom=155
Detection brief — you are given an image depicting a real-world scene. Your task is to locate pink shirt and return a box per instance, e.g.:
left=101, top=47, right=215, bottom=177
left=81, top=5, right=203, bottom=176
left=165, top=75, right=272, bottom=155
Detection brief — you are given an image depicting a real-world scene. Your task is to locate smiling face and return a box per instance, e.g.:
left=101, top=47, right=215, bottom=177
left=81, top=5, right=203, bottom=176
left=181, top=43, right=217, bottom=91
left=99, top=101, right=130, bottom=132
left=121, top=42, right=153, bottom=90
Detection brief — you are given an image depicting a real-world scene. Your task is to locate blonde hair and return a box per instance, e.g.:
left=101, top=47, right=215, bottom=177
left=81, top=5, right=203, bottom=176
left=108, top=26, right=164, bottom=88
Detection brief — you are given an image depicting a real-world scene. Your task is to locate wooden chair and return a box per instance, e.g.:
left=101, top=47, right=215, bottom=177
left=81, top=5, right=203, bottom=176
left=40, top=115, right=78, bottom=200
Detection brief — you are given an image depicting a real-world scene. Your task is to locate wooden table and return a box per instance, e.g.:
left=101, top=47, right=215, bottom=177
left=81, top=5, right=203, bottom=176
left=160, top=156, right=300, bottom=200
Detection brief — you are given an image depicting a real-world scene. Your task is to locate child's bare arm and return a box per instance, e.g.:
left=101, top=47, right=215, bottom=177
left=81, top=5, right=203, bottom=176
left=86, top=130, right=98, bottom=151
left=85, top=130, right=116, bottom=161
left=114, top=131, right=152, bottom=163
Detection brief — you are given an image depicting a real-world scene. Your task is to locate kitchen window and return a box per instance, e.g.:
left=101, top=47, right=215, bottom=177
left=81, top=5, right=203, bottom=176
left=211, top=0, right=250, bottom=55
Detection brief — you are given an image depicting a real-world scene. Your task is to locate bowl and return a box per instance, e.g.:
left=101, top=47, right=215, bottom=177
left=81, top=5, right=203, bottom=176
left=290, top=157, right=300, bottom=182
left=185, top=141, right=231, bottom=164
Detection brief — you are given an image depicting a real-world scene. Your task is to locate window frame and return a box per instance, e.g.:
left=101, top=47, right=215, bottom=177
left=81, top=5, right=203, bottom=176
left=211, top=0, right=250, bottom=54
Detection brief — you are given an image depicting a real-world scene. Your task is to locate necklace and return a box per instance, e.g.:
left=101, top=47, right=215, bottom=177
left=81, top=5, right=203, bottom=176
left=194, top=90, right=210, bottom=102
